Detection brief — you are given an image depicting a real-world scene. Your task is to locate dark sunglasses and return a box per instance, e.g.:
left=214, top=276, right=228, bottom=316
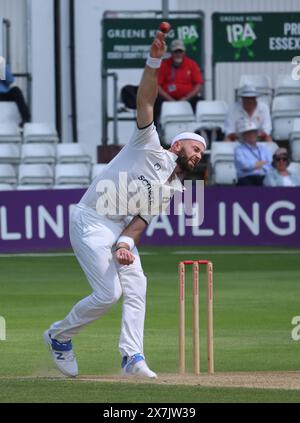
left=275, top=157, right=288, bottom=162
left=173, top=49, right=184, bottom=53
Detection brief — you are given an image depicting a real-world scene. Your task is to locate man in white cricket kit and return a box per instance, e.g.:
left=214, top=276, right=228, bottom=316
left=44, top=29, right=206, bottom=378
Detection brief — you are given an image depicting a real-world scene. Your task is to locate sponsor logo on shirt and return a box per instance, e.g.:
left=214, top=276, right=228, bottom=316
left=138, top=175, right=153, bottom=204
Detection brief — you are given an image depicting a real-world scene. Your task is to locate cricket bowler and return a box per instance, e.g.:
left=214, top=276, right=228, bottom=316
left=44, top=27, right=206, bottom=378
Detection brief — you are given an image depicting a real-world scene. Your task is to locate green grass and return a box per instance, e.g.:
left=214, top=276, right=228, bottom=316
left=1, top=380, right=300, bottom=403
left=0, top=246, right=300, bottom=402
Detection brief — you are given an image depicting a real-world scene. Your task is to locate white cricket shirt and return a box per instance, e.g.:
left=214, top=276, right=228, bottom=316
left=79, top=123, right=184, bottom=224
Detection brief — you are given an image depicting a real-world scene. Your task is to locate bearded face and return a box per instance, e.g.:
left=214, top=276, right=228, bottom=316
left=176, top=143, right=202, bottom=173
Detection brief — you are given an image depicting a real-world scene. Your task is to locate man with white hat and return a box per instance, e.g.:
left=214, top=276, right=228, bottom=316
left=44, top=29, right=206, bottom=379
left=234, top=120, right=272, bottom=185
left=224, top=84, right=272, bottom=142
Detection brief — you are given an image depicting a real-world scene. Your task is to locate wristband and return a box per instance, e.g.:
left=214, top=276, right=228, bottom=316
left=117, top=235, right=135, bottom=251
left=115, top=246, right=130, bottom=252
left=146, top=55, right=162, bottom=69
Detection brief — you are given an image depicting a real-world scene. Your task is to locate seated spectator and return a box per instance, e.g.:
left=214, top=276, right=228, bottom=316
left=224, top=85, right=272, bottom=142
left=0, top=63, right=31, bottom=126
left=154, top=39, right=204, bottom=127
left=234, top=120, right=272, bottom=186
left=264, top=148, right=300, bottom=187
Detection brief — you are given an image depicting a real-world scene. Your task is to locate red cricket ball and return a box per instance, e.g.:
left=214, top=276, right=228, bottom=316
left=159, top=21, right=171, bottom=33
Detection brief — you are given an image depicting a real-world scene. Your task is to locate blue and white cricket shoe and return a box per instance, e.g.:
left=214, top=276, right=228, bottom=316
left=122, top=354, right=157, bottom=379
left=43, top=330, right=78, bottom=377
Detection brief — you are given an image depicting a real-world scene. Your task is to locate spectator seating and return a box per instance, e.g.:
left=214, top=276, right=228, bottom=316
left=55, top=164, right=90, bottom=186
left=0, top=123, right=22, bottom=143
left=0, top=144, right=20, bottom=164
left=161, top=101, right=195, bottom=142
left=195, top=100, right=228, bottom=132
left=56, top=144, right=91, bottom=164
left=163, top=121, right=195, bottom=143
left=212, top=161, right=237, bottom=185
left=0, top=164, right=17, bottom=185
left=0, top=102, right=22, bottom=125
left=161, top=101, right=195, bottom=126
left=17, top=184, right=52, bottom=191
left=52, top=184, right=88, bottom=190
left=274, top=74, right=300, bottom=96
left=272, top=95, right=300, bottom=140
left=23, top=123, right=59, bottom=144
left=18, top=164, right=54, bottom=186
left=21, top=144, right=56, bottom=164
left=239, top=74, right=273, bottom=106
left=287, top=162, right=300, bottom=175
left=289, top=118, right=300, bottom=161
left=210, top=141, right=239, bottom=185
left=190, top=100, right=229, bottom=146
left=0, top=183, right=14, bottom=191
left=257, top=141, right=279, bottom=156
left=0, top=120, right=97, bottom=190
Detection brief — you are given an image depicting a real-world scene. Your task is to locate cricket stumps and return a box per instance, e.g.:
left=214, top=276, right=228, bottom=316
left=179, top=260, right=214, bottom=375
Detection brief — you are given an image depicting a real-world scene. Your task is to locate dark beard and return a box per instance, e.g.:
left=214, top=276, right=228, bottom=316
left=176, top=151, right=191, bottom=174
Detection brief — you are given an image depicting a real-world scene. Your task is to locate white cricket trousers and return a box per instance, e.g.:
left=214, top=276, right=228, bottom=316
left=49, top=204, right=147, bottom=358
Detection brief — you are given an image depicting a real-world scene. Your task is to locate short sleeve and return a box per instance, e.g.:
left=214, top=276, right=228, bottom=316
left=137, top=213, right=153, bottom=225
left=129, top=122, right=161, bottom=151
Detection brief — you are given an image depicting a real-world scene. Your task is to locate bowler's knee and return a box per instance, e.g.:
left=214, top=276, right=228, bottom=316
left=92, top=285, right=122, bottom=306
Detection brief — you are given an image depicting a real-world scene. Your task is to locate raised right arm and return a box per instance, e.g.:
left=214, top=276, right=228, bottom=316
left=136, top=31, right=166, bottom=128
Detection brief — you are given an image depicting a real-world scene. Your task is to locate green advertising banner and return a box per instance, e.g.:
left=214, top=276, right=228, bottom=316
left=213, top=13, right=300, bottom=62
left=102, top=17, right=204, bottom=69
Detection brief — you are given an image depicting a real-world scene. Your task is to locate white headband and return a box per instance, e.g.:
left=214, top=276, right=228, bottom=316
left=171, top=132, right=206, bottom=149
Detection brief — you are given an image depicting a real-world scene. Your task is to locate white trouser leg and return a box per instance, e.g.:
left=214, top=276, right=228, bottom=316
left=50, top=206, right=123, bottom=342
left=116, top=248, right=147, bottom=357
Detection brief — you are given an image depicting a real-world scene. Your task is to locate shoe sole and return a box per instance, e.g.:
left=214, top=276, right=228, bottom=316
left=122, top=365, right=157, bottom=379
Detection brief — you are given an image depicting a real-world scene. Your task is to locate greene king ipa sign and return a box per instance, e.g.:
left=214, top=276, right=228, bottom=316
left=213, top=13, right=300, bottom=62
left=102, top=17, right=203, bottom=68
